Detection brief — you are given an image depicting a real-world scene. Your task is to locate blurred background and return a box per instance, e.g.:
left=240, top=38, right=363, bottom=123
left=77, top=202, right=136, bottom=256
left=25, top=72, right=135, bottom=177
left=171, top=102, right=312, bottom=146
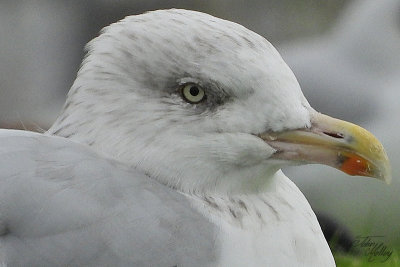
left=1, top=0, right=399, bottom=251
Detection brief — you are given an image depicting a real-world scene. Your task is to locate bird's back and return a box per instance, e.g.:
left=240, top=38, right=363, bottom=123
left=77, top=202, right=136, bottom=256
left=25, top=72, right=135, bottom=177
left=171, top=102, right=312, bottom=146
left=0, top=130, right=218, bottom=266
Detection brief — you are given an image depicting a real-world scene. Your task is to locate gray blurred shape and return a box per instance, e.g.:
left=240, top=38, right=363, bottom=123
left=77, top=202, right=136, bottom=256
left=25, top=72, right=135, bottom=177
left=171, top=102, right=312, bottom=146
left=0, top=1, right=87, bottom=129
left=280, top=0, right=400, bottom=124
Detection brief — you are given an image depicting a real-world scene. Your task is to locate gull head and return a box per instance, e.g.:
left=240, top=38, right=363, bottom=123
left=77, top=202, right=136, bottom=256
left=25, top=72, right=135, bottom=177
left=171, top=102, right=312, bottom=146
left=49, top=9, right=390, bottom=194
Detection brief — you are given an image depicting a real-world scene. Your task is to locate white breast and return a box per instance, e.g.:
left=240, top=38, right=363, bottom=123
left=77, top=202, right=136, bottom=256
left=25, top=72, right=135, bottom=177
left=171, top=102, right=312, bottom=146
left=188, top=170, right=335, bottom=267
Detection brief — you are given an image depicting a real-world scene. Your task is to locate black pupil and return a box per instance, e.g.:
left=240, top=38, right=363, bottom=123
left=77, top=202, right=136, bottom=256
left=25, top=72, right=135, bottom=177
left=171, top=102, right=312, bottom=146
left=189, top=86, right=200, bottom=96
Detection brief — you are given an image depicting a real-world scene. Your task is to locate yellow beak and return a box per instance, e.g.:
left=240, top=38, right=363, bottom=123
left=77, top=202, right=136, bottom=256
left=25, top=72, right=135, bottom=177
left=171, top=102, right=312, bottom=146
left=259, top=112, right=391, bottom=184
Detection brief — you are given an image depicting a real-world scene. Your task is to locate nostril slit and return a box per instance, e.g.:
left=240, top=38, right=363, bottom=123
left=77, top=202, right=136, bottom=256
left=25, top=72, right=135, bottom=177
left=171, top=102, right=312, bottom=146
left=323, top=131, right=344, bottom=139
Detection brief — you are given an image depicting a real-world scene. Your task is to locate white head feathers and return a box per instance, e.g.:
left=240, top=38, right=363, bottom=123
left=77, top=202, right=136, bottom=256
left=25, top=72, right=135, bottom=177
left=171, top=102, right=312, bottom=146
left=48, top=9, right=311, bottom=194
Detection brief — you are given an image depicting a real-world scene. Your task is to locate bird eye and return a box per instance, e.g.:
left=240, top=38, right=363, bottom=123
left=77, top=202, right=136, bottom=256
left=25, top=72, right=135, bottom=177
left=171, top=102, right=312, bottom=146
left=181, top=84, right=206, bottom=104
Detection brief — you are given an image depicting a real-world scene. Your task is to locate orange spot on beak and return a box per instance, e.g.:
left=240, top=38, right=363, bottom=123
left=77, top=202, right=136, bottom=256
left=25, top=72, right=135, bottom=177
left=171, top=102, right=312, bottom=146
left=340, top=153, right=371, bottom=177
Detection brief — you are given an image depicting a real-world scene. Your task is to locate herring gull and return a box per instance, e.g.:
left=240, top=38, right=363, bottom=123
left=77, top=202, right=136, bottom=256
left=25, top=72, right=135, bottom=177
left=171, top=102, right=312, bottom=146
left=0, top=9, right=391, bottom=266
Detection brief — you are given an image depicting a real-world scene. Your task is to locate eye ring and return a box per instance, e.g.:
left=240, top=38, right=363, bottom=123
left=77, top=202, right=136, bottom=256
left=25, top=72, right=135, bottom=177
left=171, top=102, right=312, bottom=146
left=181, top=83, right=206, bottom=104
